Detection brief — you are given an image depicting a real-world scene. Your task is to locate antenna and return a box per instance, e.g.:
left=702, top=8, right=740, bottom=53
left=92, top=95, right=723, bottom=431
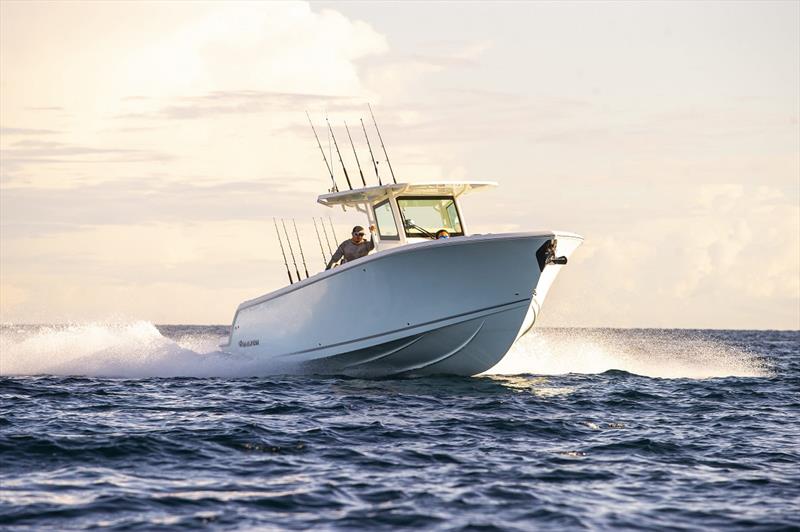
left=368, top=103, right=397, bottom=184
left=281, top=218, right=302, bottom=282
left=326, top=118, right=353, bottom=190
left=306, top=112, right=337, bottom=193
left=344, top=120, right=367, bottom=188
left=319, top=217, right=334, bottom=255
left=327, top=216, right=339, bottom=242
left=312, top=218, right=328, bottom=268
left=273, top=218, right=294, bottom=284
left=361, top=118, right=381, bottom=186
left=292, top=218, right=310, bottom=279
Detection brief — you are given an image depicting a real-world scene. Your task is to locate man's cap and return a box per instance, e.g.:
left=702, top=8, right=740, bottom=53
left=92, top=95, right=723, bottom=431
left=352, top=225, right=364, bottom=234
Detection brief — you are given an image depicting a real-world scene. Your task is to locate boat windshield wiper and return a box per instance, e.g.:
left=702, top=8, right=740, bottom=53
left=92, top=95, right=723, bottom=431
left=403, top=219, right=436, bottom=239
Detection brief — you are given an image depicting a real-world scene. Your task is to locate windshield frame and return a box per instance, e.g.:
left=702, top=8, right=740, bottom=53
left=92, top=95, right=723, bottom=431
left=373, top=198, right=401, bottom=241
left=396, top=195, right=464, bottom=238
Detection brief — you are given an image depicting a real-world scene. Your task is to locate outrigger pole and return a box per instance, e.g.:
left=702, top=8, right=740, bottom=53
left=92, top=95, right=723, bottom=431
left=306, top=111, right=338, bottom=192
left=344, top=120, right=366, bottom=187
left=326, top=118, right=353, bottom=190
left=368, top=103, right=397, bottom=185
left=312, top=218, right=328, bottom=268
left=292, top=218, right=310, bottom=279
left=273, top=217, right=294, bottom=284
left=360, top=118, right=381, bottom=186
left=281, top=218, right=302, bottom=282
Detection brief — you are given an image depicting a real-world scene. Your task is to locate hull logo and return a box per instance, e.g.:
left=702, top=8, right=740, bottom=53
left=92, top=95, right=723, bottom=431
left=239, top=339, right=260, bottom=347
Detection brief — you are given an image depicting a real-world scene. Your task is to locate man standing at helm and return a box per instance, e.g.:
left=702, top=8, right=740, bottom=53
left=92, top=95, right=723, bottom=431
left=326, top=225, right=377, bottom=270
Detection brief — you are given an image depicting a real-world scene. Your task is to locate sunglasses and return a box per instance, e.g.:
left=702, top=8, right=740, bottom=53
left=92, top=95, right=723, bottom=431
left=354, top=232, right=365, bottom=237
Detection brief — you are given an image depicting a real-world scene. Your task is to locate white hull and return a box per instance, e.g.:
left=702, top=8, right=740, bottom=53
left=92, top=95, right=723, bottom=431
left=515, top=233, right=584, bottom=342
left=222, top=232, right=582, bottom=377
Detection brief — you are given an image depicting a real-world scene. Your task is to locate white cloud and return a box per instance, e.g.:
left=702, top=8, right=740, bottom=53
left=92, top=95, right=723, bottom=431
left=540, top=184, right=799, bottom=329
left=120, top=3, right=388, bottom=99
left=1, top=1, right=388, bottom=114
left=1, top=2, right=392, bottom=191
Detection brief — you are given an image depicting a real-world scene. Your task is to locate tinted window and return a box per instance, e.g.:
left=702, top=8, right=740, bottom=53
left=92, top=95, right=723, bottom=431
left=397, top=196, right=463, bottom=237
left=374, top=199, right=399, bottom=239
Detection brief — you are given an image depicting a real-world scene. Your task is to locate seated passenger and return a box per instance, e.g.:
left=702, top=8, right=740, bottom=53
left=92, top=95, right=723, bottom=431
left=326, top=224, right=376, bottom=270
left=435, top=229, right=450, bottom=239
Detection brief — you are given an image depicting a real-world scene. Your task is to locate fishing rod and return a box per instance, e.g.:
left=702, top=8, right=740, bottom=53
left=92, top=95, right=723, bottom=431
left=312, top=217, right=328, bottom=268
left=326, top=118, right=353, bottom=190
left=273, top=217, right=294, bottom=284
left=281, top=218, right=302, bottom=282
left=327, top=111, right=333, bottom=183
left=368, top=103, right=397, bottom=184
left=319, top=216, right=334, bottom=255
left=306, top=111, right=338, bottom=192
left=327, top=216, right=339, bottom=242
left=361, top=117, right=381, bottom=186
left=292, top=218, right=310, bottom=279
left=344, top=120, right=366, bottom=188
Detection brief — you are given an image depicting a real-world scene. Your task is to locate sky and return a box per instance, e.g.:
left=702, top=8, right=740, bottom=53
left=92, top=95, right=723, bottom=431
left=1, top=0, right=798, bottom=329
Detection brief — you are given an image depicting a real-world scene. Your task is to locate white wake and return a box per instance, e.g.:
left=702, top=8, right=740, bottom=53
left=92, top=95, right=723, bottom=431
left=0, top=322, right=770, bottom=379
left=486, top=328, right=769, bottom=379
left=0, top=322, right=263, bottom=378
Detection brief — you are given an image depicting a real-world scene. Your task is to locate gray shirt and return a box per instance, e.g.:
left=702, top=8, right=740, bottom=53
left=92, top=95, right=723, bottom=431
left=326, top=237, right=375, bottom=269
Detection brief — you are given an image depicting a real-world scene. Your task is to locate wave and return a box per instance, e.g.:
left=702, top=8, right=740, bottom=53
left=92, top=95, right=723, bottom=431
left=0, top=322, right=264, bottom=378
left=485, top=328, right=770, bottom=379
left=0, top=322, right=770, bottom=379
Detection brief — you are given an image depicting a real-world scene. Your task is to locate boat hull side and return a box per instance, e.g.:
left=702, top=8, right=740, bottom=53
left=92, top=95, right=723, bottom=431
left=515, top=232, right=584, bottom=341
left=298, top=300, right=529, bottom=377
left=225, top=234, right=551, bottom=375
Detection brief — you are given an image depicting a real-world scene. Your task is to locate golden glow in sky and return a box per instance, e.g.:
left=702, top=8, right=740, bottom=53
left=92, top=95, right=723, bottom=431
left=1, top=1, right=798, bottom=328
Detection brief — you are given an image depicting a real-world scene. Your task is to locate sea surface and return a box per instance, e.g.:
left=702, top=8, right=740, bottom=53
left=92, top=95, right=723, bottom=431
left=1, top=325, right=798, bottom=530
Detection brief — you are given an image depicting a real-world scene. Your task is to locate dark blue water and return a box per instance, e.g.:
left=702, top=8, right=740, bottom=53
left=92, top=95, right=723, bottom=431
left=1, top=326, right=798, bottom=530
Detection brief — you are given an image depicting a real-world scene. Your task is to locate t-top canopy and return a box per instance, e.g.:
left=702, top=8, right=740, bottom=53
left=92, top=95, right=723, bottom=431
left=317, top=181, right=498, bottom=207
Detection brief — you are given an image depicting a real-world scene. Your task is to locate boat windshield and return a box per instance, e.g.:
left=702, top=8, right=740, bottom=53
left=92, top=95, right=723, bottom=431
left=397, top=196, right=463, bottom=237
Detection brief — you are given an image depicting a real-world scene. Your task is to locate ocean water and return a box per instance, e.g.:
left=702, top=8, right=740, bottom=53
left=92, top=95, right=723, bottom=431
left=1, top=324, right=798, bottom=530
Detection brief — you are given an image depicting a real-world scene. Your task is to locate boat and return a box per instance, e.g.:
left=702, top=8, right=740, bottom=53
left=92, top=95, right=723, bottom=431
left=220, top=178, right=582, bottom=377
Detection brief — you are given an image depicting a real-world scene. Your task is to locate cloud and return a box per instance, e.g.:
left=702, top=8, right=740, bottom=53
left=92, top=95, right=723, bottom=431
left=538, top=183, right=800, bottom=329
left=0, top=2, right=400, bottom=191
left=0, top=139, right=173, bottom=177
left=1, top=2, right=389, bottom=111
left=118, top=91, right=358, bottom=121
left=109, top=2, right=389, bottom=106
left=0, top=127, right=60, bottom=136
left=0, top=177, right=325, bottom=236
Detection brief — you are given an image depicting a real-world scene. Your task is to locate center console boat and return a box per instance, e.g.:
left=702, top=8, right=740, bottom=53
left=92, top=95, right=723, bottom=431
left=220, top=179, right=582, bottom=377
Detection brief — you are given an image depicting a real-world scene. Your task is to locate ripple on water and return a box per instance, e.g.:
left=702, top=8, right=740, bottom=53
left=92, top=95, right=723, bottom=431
left=0, top=328, right=797, bottom=529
